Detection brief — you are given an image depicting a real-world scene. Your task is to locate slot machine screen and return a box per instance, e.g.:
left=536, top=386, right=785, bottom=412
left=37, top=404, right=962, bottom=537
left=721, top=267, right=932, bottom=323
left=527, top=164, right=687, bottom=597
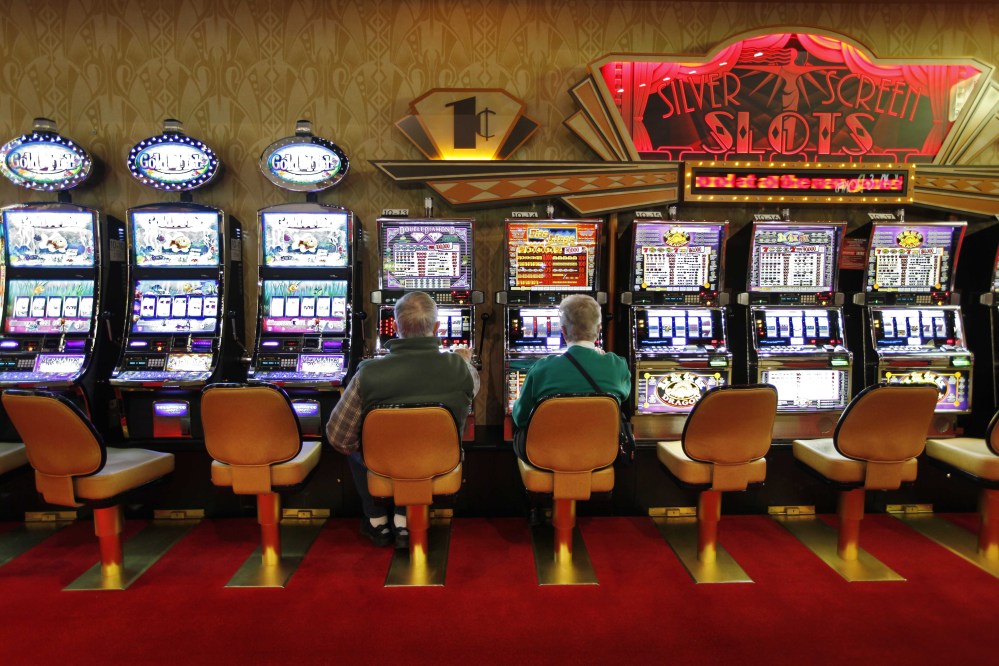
left=882, top=369, right=970, bottom=412
left=760, top=369, right=849, bottom=410
left=436, top=307, right=470, bottom=345
left=4, top=279, right=94, bottom=334
left=748, top=223, right=843, bottom=292
left=635, top=308, right=725, bottom=351
left=871, top=307, right=964, bottom=350
left=3, top=209, right=96, bottom=267
left=509, top=307, right=564, bottom=353
left=753, top=309, right=843, bottom=349
left=131, top=210, right=221, bottom=266
left=380, top=220, right=472, bottom=290
left=262, top=211, right=349, bottom=267
left=130, top=279, right=219, bottom=334
left=261, top=279, right=347, bottom=334
left=636, top=370, right=725, bottom=414
left=632, top=222, right=725, bottom=292
left=864, top=223, right=965, bottom=293
left=506, top=221, right=599, bottom=291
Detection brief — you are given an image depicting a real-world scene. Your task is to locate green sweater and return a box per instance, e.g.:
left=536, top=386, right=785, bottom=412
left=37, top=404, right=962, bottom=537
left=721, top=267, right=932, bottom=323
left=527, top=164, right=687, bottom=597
left=356, top=336, right=475, bottom=427
left=511, top=345, right=631, bottom=428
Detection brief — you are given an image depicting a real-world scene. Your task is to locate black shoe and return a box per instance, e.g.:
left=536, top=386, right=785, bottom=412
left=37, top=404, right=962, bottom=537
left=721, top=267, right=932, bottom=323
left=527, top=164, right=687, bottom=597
left=360, top=519, right=392, bottom=547
left=528, top=507, right=544, bottom=528
left=394, top=526, right=409, bottom=550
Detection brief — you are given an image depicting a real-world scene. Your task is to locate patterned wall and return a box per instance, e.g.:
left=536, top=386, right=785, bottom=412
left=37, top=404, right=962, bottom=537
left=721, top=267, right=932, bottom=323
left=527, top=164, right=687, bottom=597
left=1, top=0, right=997, bottom=423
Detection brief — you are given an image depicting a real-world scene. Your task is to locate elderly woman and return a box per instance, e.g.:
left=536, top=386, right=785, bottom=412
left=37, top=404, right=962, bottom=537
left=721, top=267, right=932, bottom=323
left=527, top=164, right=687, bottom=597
left=511, top=293, right=631, bottom=463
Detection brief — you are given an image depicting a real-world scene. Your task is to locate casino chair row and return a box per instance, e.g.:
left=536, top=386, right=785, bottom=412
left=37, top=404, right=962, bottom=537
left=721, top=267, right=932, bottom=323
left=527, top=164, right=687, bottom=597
left=2, top=382, right=998, bottom=589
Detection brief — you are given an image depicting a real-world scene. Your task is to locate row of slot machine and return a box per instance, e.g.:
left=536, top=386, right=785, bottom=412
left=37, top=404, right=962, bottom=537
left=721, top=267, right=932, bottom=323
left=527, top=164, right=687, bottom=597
left=496, top=211, right=992, bottom=442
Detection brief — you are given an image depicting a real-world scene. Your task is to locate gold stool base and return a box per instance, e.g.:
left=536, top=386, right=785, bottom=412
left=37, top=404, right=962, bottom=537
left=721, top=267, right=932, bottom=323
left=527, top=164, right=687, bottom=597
left=384, top=517, right=452, bottom=587
left=529, top=524, right=598, bottom=585
left=653, top=516, right=753, bottom=583
left=226, top=518, right=325, bottom=588
left=774, top=515, right=904, bottom=582
left=65, top=519, right=197, bottom=591
left=890, top=512, right=999, bottom=579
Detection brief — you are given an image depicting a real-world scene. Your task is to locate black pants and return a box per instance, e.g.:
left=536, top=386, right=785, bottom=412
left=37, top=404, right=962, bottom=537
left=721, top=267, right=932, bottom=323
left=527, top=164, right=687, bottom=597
left=347, top=451, right=406, bottom=520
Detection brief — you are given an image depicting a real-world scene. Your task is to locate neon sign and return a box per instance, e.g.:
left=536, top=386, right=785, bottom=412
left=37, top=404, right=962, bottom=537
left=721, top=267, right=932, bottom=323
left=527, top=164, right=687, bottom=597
left=597, top=32, right=982, bottom=163
left=0, top=121, right=92, bottom=191
left=260, top=130, right=349, bottom=192
left=127, top=122, right=220, bottom=191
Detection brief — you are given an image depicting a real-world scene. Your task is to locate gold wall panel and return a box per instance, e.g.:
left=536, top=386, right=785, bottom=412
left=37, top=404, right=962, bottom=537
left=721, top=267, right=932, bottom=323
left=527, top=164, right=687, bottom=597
left=0, top=1, right=997, bottom=424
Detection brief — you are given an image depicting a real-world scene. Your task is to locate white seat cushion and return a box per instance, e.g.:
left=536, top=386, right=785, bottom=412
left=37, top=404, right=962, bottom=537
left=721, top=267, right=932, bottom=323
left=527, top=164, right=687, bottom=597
left=212, top=440, right=320, bottom=490
left=0, top=442, right=27, bottom=475
left=74, top=447, right=175, bottom=502
left=657, top=440, right=766, bottom=490
left=926, top=437, right=999, bottom=482
left=793, top=438, right=917, bottom=487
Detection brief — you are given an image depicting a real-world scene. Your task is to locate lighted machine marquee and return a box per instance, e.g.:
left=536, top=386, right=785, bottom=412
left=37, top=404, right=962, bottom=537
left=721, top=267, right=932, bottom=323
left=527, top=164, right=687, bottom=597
left=247, top=120, right=361, bottom=438
left=0, top=118, right=126, bottom=441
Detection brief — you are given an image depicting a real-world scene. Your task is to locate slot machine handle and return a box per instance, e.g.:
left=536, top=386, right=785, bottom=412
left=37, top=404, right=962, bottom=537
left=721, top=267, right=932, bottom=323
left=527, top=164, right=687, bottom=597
left=228, top=311, right=250, bottom=359
left=101, top=310, right=117, bottom=344
left=474, top=312, right=491, bottom=368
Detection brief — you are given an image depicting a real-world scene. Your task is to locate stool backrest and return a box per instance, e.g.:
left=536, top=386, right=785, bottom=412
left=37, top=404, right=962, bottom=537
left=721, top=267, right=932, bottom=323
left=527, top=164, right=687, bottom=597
left=834, top=383, right=939, bottom=462
left=987, top=410, right=999, bottom=457
left=202, top=383, right=302, bottom=467
left=361, top=404, right=461, bottom=480
left=1, top=389, right=106, bottom=506
left=682, top=385, right=777, bottom=464
left=524, top=394, right=619, bottom=473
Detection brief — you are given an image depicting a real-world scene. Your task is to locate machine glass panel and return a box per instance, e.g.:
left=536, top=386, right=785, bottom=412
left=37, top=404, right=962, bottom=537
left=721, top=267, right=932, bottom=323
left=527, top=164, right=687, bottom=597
left=131, top=210, right=220, bottom=266
left=507, top=307, right=564, bottom=354
left=753, top=309, right=845, bottom=353
left=261, top=279, right=347, bottom=334
left=870, top=307, right=965, bottom=352
left=748, top=223, right=842, bottom=293
left=379, top=220, right=471, bottom=291
left=634, top=308, right=725, bottom=352
left=863, top=223, right=964, bottom=293
left=760, top=368, right=850, bottom=410
left=636, top=370, right=726, bottom=413
left=506, top=221, right=599, bottom=292
left=631, top=222, right=724, bottom=293
left=130, top=279, right=219, bottom=334
left=3, top=209, right=95, bottom=267
left=261, top=210, right=349, bottom=268
left=4, top=279, right=94, bottom=334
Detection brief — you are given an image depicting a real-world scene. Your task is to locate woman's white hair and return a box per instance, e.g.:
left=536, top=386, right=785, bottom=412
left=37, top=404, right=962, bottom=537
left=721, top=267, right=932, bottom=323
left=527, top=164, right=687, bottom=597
left=395, top=291, right=438, bottom=338
left=559, top=294, right=601, bottom=343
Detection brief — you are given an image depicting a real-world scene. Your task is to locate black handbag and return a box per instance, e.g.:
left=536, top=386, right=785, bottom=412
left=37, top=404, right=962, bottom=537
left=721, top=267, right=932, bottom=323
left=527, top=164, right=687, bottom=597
left=563, top=349, right=636, bottom=464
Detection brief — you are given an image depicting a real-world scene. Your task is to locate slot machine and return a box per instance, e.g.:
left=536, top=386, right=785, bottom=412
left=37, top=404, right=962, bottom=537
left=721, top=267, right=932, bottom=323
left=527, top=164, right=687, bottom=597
left=975, top=247, right=999, bottom=422
left=247, top=121, right=358, bottom=437
left=495, top=217, right=605, bottom=440
left=0, top=118, right=126, bottom=439
left=736, top=220, right=852, bottom=439
left=853, top=218, right=970, bottom=437
left=110, top=120, right=245, bottom=441
left=620, top=214, right=730, bottom=439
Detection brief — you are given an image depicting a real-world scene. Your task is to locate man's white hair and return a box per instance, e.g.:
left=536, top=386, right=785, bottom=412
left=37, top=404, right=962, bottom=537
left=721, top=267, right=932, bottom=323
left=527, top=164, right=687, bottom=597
left=395, top=291, right=438, bottom=338
left=559, top=294, right=601, bottom=343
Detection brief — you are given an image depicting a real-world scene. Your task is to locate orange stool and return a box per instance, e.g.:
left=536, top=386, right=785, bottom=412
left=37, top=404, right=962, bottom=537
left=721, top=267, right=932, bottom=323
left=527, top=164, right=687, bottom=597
left=656, top=385, right=777, bottom=581
left=517, top=394, right=618, bottom=584
left=202, top=383, right=321, bottom=587
left=361, top=404, right=462, bottom=586
left=2, top=389, right=175, bottom=589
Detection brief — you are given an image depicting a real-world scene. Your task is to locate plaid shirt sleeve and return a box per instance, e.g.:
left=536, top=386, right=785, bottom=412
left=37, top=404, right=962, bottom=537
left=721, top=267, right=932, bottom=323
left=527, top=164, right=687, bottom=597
left=325, top=375, right=363, bottom=455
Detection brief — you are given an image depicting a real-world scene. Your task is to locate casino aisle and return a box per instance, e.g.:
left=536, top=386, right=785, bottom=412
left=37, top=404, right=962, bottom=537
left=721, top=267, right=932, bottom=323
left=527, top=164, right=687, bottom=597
left=0, top=514, right=997, bottom=663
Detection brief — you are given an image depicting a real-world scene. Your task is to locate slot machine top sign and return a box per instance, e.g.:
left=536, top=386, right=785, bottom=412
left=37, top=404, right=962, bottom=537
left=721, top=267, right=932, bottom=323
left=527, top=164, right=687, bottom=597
left=259, top=120, right=349, bottom=192
left=127, top=119, right=220, bottom=191
left=0, top=118, right=93, bottom=191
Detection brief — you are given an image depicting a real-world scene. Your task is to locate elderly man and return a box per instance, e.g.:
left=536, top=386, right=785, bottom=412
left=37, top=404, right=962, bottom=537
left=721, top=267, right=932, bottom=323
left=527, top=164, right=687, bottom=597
left=326, top=291, right=479, bottom=548
left=511, top=293, right=631, bottom=463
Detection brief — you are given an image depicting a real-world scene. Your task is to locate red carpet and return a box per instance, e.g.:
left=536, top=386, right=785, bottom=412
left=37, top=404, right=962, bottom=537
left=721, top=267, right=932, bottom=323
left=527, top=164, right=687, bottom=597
left=0, top=514, right=996, bottom=664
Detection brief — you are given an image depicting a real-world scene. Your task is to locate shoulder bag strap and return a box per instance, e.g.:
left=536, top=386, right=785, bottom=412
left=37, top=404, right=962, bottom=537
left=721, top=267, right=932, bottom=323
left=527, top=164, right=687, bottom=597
left=563, top=348, right=601, bottom=393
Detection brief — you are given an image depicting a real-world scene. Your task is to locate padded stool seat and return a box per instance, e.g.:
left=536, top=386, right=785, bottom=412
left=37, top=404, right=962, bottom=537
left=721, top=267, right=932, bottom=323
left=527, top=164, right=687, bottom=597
left=211, top=440, right=321, bottom=490
left=518, top=458, right=614, bottom=494
left=0, top=442, right=27, bottom=475
left=368, top=462, right=463, bottom=499
left=925, top=438, right=999, bottom=481
left=74, top=448, right=175, bottom=502
left=658, top=440, right=767, bottom=489
left=792, top=438, right=919, bottom=486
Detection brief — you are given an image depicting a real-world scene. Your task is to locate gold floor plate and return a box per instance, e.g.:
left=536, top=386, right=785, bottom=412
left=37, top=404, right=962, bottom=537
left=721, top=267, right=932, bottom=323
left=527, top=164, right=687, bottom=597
left=65, top=519, right=198, bottom=591
left=529, top=525, right=598, bottom=586
left=891, top=513, right=999, bottom=579
left=225, top=519, right=325, bottom=588
left=652, top=516, right=753, bottom=584
left=0, top=521, right=71, bottom=568
left=384, top=518, right=451, bottom=587
left=774, top=515, right=904, bottom=582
